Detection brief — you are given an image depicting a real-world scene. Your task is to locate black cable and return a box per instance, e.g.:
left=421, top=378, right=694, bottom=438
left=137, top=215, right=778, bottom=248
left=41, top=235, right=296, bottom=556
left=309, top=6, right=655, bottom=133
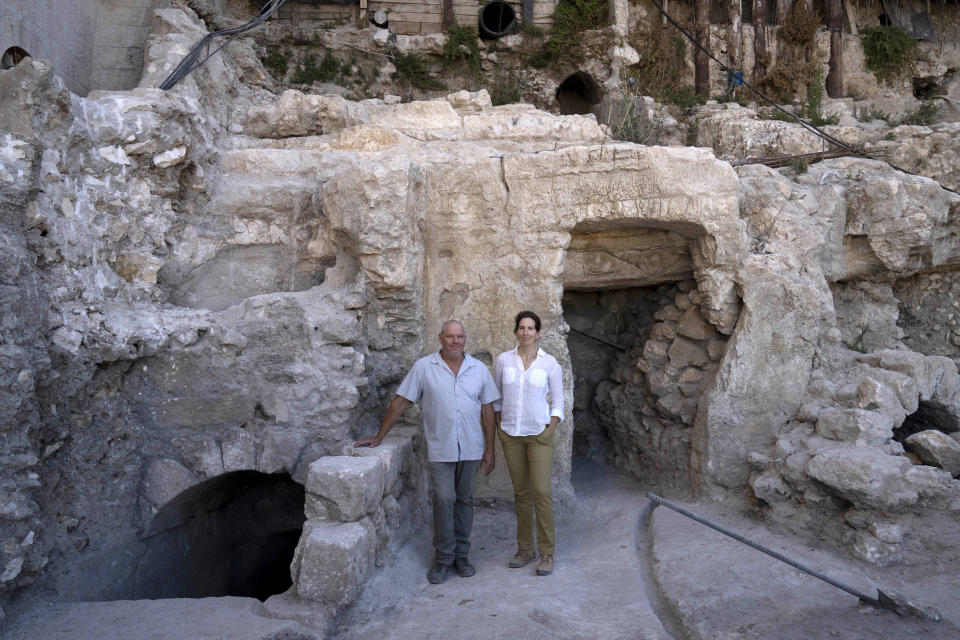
left=159, top=0, right=290, bottom=90
left=646, top=0, right=959, bottom=195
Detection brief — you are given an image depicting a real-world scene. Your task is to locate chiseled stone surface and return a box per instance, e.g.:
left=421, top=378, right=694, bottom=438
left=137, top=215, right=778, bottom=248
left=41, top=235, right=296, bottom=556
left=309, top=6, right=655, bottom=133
left=293, top=520, right=376, bottom=608
left=305, top=457, right=386, bottom=522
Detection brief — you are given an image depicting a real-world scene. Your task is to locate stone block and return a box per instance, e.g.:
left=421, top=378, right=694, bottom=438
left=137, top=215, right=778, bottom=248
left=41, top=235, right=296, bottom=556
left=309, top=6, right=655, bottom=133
left=667, top=336, right=710, bottom=368
left=346, top=436, right=413, bottom=498
left=306, top=456, right=386, bottom=522
left=806, top=446, right=916, bottom=511
left=815, top=407, right=895, bottom=445
left=293, top=521, right=375, bottom=608
left=141, top=458, right=196, bottom=508
left=675, top=307, right=713, bottom=341
left=905, top=430, right=960, bottom=476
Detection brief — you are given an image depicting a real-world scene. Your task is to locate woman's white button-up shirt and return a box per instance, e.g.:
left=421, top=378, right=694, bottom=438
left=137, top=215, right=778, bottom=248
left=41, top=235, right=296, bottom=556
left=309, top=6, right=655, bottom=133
left=493, top=347, right=564, bottom=437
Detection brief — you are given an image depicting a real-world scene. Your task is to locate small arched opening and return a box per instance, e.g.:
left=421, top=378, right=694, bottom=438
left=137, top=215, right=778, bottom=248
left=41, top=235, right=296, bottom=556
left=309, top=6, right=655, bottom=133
left=1, top=46, right=30, bottom=70
left=561, top=222, right=727, bottom=496
left=556, top=71, right=603, bottom=115
left=134, top=471, right=305, bottom=601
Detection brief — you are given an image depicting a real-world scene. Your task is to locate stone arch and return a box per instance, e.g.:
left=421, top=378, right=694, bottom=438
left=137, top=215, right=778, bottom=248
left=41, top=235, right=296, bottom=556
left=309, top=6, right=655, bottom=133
left=560, top=221, right=730, bottom=494
left=556, top=71, right=603, bottom=115
left=1, top=46, right=29, bottom=70
left=133, top=470, right=305, bottom=600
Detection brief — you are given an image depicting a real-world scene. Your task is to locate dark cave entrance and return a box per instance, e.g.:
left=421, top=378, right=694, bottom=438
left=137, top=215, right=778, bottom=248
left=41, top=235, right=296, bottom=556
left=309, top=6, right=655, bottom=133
left=563, top=287, right=662, bottom=464
left=556, top=71, right=603, bottom=115
left=894, top=400, right=960, bottom=443
left=560, top=225, right=728, bottom=494
left=135, top=471, right=305, bottom=601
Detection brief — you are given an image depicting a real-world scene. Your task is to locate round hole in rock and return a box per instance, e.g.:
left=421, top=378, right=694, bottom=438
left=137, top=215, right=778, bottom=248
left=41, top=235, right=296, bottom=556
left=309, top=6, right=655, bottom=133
left=478, top=0, right=517, bottom=39
left=2, top=46, right=30, bottom=70
left=134, top=471, right=305, bottom=601
left=556, top=71, right=603, bottom=115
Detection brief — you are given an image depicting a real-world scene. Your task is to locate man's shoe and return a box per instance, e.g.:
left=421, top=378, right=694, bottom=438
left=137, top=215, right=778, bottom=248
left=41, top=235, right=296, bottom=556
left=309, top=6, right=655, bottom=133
left=508, top=549, right=536, bottom=568
left=453, top=557, right=476, bottom=577
left=427, top=562, right=451, bottom=584
left=535, top=554, right=554, bottom=576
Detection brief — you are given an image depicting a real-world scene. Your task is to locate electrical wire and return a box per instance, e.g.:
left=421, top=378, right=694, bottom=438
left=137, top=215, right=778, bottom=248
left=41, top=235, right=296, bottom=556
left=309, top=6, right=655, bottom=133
left=647, top=0, right=959, bottom=195
left=159, top=0, right=290, bottom=90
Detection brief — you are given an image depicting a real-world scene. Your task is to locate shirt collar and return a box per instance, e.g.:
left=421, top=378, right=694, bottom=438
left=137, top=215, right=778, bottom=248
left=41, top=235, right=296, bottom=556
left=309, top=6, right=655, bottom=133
left=431, top=350, right=476, bottom=369
left=512, top=346, right=546, bottom=358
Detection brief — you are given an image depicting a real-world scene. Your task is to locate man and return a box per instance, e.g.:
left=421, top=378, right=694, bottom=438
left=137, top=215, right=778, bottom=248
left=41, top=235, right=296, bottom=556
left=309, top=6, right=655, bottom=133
left=355, top=320, right=499, bottom=584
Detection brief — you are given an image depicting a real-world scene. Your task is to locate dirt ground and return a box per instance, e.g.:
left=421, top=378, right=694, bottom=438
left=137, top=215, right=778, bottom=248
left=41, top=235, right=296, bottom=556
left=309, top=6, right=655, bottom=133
left=4, top=461, right=958, bottom=640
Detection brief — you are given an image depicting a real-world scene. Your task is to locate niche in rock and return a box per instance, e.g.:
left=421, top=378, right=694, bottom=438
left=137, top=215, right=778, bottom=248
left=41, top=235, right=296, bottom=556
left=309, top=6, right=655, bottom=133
left=894, top=400, right=960, bottom=443
left=556, top=71, right=603, bottom=115
left=561, top=226, right=727, bottom=493
left=133, top=471, right=305, bottom=601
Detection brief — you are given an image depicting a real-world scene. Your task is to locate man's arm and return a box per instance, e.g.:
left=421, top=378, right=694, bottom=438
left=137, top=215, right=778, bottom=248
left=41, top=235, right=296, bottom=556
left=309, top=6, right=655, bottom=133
left=354, top=395, right=412, bottom=448
left=481, top=402, right=496, bottom=476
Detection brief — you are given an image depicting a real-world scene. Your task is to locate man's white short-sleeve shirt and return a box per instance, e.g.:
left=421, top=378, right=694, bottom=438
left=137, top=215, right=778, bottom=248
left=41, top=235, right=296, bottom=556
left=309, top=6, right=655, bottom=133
left=396, top=351, right=500, bottom=462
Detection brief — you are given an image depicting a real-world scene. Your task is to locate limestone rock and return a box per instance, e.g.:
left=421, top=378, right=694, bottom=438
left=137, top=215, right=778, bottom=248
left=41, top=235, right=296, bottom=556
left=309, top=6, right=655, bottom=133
left=141, top=459, right=196, bottom=509
left=294, top=520, right=375, bottom=608
left=815, top=407, right=896, bottom=445
left=306, top=457, right=386, bottom=522
left=806, top=446, right=917, bottom=511
left=905, top=430, right=960, bottom=476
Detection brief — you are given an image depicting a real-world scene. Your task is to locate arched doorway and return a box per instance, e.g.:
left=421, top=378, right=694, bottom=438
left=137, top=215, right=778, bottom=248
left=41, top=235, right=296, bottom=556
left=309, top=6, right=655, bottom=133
left=134, top=471, right=305, bottom=600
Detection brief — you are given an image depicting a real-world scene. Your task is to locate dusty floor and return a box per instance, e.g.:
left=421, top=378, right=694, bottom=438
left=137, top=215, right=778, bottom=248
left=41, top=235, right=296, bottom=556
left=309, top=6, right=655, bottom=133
left=4, top=461, right=958, bottom=639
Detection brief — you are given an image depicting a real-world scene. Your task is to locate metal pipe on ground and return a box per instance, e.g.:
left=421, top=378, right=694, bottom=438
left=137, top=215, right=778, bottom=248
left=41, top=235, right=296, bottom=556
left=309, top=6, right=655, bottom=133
left=643, top=492, right=942, bottom=621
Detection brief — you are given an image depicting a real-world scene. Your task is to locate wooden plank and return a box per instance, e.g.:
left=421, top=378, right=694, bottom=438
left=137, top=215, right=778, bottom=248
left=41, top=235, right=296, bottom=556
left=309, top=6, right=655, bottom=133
left=385, top=11, right=443, bottom=21
left=390, top=21, right=421, bottom=33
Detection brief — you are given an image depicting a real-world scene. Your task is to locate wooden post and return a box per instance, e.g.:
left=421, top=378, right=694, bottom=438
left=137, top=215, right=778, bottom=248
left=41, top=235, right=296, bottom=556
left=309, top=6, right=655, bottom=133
left=729, top=0, right=742, bottom=76
left=753, top=0, right=767, bottom=82
left=826, top=0, right=843, bottom=97
left=442, top=0, right=454, bottom=29
left=695, top=0, right=711, bottom=97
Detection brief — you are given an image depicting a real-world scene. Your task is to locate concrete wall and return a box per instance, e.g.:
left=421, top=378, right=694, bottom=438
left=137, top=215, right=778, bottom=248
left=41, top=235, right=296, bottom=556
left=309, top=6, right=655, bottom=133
left=0, top=0, right=97, bottom=94
left=93, top=0, right=171, bottom=91
left=0, top=0, right=167, bottom=96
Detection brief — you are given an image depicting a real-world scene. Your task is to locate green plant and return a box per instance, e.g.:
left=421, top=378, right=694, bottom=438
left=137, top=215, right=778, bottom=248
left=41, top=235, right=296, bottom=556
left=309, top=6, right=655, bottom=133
left=263, top=48, right=291, bottom=79
left=391, top=52, right=446, bottom=91
left=531, top=0, right=608, bottom=67
left=443, top=24, right=481, bottom=78
left=860, top=25, right=916, bottom=83
left=884, top=131, right=897, bottom=140
left=608, top=95, right=657, bottom=144
left=856, top=107, right=892, bottom=124
left=800, top=66, right=839, bottom=126
left=790, top=155, right=811, bottom=173
left=518, top=23, right=546, bottom=38
left=291, top=51, right=342, bottom=85
left=761, top=107, right=797, bottom=122
left=626, top=18, right=692, bottom=107
left=900, top=100, right=940, bottom=125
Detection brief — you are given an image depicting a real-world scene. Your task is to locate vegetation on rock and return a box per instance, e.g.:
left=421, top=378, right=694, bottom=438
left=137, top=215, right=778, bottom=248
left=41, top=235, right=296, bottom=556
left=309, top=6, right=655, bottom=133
left=528, top=0, right=608, bottom=68
left=860, top=25, right=917, bottom=83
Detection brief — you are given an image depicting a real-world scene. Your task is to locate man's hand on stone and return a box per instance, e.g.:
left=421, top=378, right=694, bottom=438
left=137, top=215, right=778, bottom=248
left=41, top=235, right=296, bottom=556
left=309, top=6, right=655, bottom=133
left=354, top=436, right=382, bottom=448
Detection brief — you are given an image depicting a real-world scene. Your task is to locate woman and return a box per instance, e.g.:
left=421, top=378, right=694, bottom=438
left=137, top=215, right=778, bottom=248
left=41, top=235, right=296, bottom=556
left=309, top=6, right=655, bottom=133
left=493, top=310, right=564, bottom=576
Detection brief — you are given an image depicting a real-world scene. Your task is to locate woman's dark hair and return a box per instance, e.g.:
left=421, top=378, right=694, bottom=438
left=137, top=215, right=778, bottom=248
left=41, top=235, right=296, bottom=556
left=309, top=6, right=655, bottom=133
left=514, top=310, right=542, bottom=332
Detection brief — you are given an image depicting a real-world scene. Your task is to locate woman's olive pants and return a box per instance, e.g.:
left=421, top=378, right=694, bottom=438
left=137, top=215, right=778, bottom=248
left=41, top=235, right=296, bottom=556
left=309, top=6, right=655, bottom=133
left=498, top=427, right=555, bottom=555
